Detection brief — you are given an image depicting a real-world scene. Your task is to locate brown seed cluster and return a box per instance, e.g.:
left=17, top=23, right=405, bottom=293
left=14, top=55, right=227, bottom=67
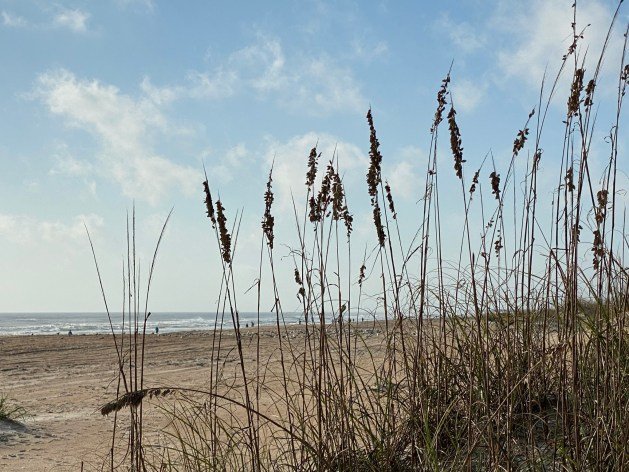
left=384, top=182, right=396, bottom=220
left=431, top=74, right=450, bottom=133
left=592, top=229, right=605, bottom=270
left=448, top=106, right=465, bottom=179
left=494, top=233, right=503, bottom=257
left=262, top=169, right=275, bottom=249
left=310, top=161, right=333, bottom=223
left=595, top=189, right=608, bottom=224
left=372, top=205, right=386, bottom=247
left=584, top=79, right=596, bottom=110
left=567, top=68, right=585, bottom=116
left=366, top=108, right=386, bottom=247
left=366, top=108, right=383, bottom=199
left=294, top=268, right=306, bottom=300
left=216, top=200, right=232, bottom=264
left=533, top=150, right=542, bottom=170
left=513, top=128, right=529, bottom=156
left=331, top=167, right=353, bottom=237
left=203, top=180, right=216, bottom=228
left=101, top=388, right=172, bottom=416
left=563, top=30, right=584, bottom=60
left=565, top=167, right=575, bottom=192
left=358, top=263, right=366, bottom=287
left=306, top=146, right=319, bottom=189
left=306, top=149, right=353, bottom=236
left=489, top=171, right=501, bottom=200
left=469, top=170, right=480, bottom=196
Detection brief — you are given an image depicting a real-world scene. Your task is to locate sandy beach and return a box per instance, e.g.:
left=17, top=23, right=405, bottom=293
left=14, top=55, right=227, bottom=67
left=0, top=322, right=386, bottom=471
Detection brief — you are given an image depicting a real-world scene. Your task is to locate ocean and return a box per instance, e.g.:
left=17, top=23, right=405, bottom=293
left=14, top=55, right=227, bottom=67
left=0, top=311, right=306, bottom=336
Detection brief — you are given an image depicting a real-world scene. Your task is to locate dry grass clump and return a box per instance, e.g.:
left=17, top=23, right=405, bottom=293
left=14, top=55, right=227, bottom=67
left=93, top=5, right=629, bottom=471
left=0, top=395, right=27, bottom=423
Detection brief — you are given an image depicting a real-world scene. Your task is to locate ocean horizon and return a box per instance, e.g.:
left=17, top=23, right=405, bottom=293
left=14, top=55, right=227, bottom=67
left=0, top=311, right=295, bottom=336
left=0, top=311, right=378, bottom=336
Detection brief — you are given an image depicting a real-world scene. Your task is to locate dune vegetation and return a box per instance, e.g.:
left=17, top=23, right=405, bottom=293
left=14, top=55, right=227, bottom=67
left=93, top=8, right=629, bottom=472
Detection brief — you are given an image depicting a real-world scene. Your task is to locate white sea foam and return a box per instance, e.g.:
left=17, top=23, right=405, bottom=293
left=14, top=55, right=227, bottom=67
left=0, top=312, right=315, bottom=336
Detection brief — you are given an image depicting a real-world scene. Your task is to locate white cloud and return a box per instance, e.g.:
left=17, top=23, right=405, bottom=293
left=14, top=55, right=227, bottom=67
left=35, top=69, right=200, bottom=203
left=241, top=37, right=366, bottom=113
left=2, top=11, right=28, bottom=28
left=351, top=39, right=389, bottom=61
left=384, top=145, right=426, bottom=200
left=53, top=8, right=90, bottom=33
left=23, top=180, right=39, bottom=191
left=50, top=155, right=92, bottom=176
left=141, top=36, right=367, bottom=115
left=225, top=36, right=367, bottom=113
left=496, top=0, right=625, bottom=90
left=386, top=161, right=418, bottom=200
left=451, top=78, right=486, bottom=113
left=0, top=213, right=103, bottom=245
left=141, top=68, right=238, bottom=104
left=224, top=143, right=249, bottom=167
left=87, top=180, right=97, bottom=197
left=49, top=143, right=92, bottom=176
left=291, top=57, right=366, bottom=114
left=187, top=68, right=238, bottom=100
left=231, top=37, right=287, bottom=93
left=115, top=0, right=155, bottom=12
left=140, top=76, right=180, bottom=105
left=436, top=14, right=486, bottom=53
left=202, top=143, right=250, bottom=183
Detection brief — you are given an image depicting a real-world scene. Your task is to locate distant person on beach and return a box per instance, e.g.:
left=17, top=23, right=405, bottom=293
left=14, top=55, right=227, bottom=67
left=68, top=330, right=73, bottom=336
left=155, top=326, right=159, bottom=335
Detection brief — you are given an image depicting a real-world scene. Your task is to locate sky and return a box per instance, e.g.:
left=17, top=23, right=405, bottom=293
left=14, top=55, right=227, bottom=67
left=0, top=0, right=627, bottom=313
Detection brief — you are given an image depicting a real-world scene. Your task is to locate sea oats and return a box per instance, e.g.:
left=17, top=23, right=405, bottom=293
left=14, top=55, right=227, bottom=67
left=384, top=181, right=396, bottom=220
left=447, top=105, right=465, bottom=179
left=215, top=199, right=232, bottom=264
left=262, top=169, right=275, bottom=249
left=431, top=73, right=450, bottom=133
left=203, top=180, right=216, bottom=227
left=489, top=171, right=501, bottom=200
left=568, top=68, right=585, bottom=116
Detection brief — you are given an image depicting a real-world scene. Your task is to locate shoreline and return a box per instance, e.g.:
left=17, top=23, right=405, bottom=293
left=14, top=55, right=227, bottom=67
left=0, top=312, right=385, bottom=337
left=0, top=316, right=386, bottom=338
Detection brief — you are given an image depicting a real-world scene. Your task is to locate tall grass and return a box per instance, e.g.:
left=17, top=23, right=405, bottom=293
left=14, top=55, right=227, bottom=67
left=96, top=6, right=628, bottom=471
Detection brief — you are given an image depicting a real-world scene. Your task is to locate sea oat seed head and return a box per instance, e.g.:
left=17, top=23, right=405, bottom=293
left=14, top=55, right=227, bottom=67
left=366, top=108, right=383, bottom=200
left=262, top=169, right=275, bottom=249
left=384, top=181, right=397, bottom=220
left=489, top=171, right=501, bottom=199
left=216, top=199, right=232, bottom=264
left=306, top=146, right=319, bottom=189
left=431, top=74, right=450, bottom=133
left=203, top=180, right=217, bottom=227
left=568, top=68, right=585, bottom=116
left=448, top=105, right=465, bottom=179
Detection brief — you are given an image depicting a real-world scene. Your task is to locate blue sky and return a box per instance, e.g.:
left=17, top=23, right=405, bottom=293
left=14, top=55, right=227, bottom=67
left=0, top=0, right=627, bottom=312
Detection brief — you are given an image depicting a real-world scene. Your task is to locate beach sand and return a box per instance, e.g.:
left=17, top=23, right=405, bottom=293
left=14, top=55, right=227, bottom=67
left=0, top=322, right=387, bottom=471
